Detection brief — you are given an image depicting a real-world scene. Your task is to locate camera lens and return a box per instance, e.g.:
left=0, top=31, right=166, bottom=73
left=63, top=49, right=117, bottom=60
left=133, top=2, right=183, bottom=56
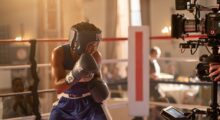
left=196, top=63, right=211, bottom=81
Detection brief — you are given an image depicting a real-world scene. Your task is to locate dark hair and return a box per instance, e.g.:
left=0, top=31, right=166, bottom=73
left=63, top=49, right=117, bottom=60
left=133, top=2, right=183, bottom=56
left=12, top=77, right=22, bottom=86
left=71, top=22, right=101, bottom=33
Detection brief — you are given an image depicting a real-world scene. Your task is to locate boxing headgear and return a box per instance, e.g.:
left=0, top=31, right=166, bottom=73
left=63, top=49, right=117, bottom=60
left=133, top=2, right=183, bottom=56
left=68, top=24, right=101, bottom=55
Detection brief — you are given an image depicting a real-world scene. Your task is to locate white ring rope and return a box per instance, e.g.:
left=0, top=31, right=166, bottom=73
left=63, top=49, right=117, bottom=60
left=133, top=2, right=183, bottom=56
left=0, top=59, right=128, bottom=70
left=0, top=63, right=50, bottom=70
left=101, top=58, right=128, bottom=64
left=0, top=89, right=56, bottom=97
left=0, top=57, right=199, bottom=70
left=107, top=101, right=209, bottom=111
left=107, top=100, right=128, bottom=109
left=150, top=101, right=208, bottom=111
left=159, top=57, right=198, bottom=62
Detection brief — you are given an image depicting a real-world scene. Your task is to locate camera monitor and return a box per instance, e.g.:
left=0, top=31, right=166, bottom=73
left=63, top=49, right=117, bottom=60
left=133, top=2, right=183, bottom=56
left=160, top=106, right=189, bottom=120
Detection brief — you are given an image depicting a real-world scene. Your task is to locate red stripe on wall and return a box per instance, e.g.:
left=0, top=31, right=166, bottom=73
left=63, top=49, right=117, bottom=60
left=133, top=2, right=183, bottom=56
left=135, top=32, right=143, bottom=101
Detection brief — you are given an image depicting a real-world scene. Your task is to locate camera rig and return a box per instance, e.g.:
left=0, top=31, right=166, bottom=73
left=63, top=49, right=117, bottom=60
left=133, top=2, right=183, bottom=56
left=161, top=0, right=220, bottom=120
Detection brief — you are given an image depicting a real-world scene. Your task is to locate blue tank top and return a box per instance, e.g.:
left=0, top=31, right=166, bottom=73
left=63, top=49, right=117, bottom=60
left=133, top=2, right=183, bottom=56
left=61, top=44, right=89, bottom=95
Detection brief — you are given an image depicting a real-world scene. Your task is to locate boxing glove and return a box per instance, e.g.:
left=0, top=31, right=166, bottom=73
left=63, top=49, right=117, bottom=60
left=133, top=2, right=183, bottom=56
left=88, top=78, right=109, bottom=103
left=65, top=53, right=99, bottom=84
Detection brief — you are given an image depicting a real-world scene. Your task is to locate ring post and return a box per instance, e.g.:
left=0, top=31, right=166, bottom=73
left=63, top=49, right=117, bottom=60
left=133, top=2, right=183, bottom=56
left=128, top=26, right=150, bottom=118
left=29, top=39, right=41, bottom=120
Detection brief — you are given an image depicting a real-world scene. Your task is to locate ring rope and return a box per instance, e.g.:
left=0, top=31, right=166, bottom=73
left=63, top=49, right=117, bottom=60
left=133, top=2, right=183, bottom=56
left=159, top=57, right=198, bottom=62
left=150, top=101, right=208, bottom=111
left=0, top=80, right=127, bottom=97
left=0, top=59, right=128, bottom=70
left=0, top=80, right=214, bottom=98
left=0, top=89, right=56, bottom=97
left=0, top=34, right=209, bottom=44
left=0, top=59, right=127, bottom=70
left=101, top=58, right=127, bottom=64
left=151, top=80, right=214, bottom=86
left=150, top=35, right=207, bottom=40
left=106, top=101, right=209, bottom=111
left=0, top=57, right=199, bottom=70
left=0, top=63, right=50, bottom=70
left=0, top=37, right=127, bottom=44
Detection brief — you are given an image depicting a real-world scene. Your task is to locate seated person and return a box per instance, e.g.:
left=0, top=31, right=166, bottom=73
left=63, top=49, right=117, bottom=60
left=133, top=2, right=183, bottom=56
left=3, top=77, right=33, bottom=119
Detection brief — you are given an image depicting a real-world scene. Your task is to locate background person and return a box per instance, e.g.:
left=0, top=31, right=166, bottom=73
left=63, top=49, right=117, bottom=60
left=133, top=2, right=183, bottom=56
left=149, top=46, right=162, bottom=101
left=2, top=77, right=33, bottom=119
left=150, top=46, right=161, bottom=80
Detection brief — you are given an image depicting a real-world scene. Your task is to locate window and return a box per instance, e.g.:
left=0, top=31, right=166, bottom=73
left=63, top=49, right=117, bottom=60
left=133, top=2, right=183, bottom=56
left=130, top=0, right=142, bottom=26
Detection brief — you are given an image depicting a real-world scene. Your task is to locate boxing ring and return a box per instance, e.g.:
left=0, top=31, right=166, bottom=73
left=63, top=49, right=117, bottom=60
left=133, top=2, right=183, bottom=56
left=0, top=34, right=214, bottom=120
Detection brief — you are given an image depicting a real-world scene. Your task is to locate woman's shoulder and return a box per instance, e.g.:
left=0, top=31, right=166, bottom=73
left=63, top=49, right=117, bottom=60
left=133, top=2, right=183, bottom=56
left=52, top=44, right=68, bottom=57
left=51, top=44, right=67, bottom=65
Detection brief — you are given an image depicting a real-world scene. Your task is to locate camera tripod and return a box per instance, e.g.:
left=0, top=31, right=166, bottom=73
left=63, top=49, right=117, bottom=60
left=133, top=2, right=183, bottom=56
left=187, top=46, right=220, bottom=120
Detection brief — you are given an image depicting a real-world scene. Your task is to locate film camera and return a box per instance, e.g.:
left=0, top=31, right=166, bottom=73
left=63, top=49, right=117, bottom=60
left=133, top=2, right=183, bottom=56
left=172, top=0, right=220, bottom=39
left=172, top=13, right=220, bottom=39
left=161, top=0, right=220, bottom=120
left=172, top=0, right=220, bottom=82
